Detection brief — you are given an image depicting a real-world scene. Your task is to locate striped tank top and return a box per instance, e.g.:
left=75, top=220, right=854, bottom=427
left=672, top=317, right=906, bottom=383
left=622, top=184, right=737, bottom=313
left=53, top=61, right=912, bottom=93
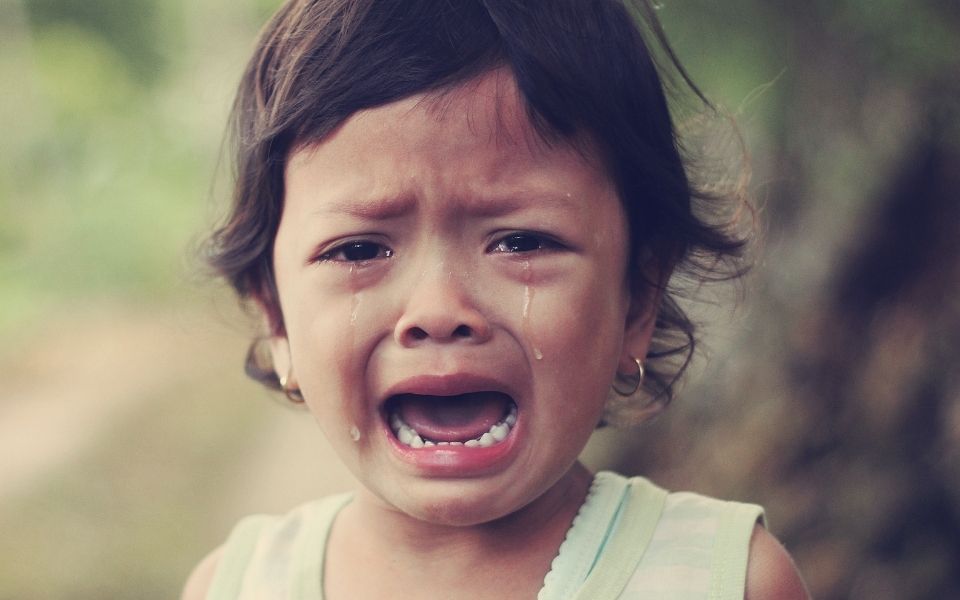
left=206, top=471, right=764, bottom=599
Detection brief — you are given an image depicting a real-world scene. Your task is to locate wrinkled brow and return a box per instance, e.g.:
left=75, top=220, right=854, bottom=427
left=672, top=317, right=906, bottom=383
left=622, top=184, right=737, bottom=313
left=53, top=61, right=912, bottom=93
left=313, top=188, right=586, bottom=221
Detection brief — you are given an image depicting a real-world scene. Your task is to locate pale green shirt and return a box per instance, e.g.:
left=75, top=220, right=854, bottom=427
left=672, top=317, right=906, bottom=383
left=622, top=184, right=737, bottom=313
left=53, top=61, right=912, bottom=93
left=207, top=471, right=764, bottom=599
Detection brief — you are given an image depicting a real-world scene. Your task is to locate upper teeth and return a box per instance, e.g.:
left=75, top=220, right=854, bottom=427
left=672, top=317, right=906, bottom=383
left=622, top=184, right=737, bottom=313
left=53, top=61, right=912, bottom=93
left=390, top=404, right=517, bottom=449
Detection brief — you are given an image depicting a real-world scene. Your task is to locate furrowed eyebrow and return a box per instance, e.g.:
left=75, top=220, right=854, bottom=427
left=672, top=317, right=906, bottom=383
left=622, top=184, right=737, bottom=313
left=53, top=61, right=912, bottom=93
left=465, top=189, right=583, bottom=218
left=312, top=187, right=584, bottom=220
left=313, top=194, right=417, bottom=220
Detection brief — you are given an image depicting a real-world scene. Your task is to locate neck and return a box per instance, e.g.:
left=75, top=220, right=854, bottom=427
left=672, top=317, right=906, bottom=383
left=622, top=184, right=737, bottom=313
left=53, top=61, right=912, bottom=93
left=326, top=463, right=594, bottom=599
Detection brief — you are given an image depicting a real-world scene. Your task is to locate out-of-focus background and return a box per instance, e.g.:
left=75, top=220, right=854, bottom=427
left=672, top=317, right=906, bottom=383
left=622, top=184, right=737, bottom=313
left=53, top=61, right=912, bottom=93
left=1, top=0, right=957, bottom=598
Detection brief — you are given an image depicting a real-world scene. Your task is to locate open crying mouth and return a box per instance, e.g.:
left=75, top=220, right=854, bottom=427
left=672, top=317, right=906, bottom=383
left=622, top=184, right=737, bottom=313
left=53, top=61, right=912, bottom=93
left=385, top=392, right=517, bottom=449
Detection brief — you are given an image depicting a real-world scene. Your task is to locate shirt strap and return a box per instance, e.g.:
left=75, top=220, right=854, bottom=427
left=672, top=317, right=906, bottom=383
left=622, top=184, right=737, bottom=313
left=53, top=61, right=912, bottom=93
left=571, top=476, right=668, bottom=600
left=205, top=514, right=273, bottom=600
left=708, top=501, right=765, bottom=600
left=291, top=493, right=352, bottom=599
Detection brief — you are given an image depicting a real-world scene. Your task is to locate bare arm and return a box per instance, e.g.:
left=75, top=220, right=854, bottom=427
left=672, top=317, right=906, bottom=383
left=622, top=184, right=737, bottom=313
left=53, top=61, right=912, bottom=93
left=745, top=525, right=811, bottom=600
left=180, top=546, right=223, bottom=600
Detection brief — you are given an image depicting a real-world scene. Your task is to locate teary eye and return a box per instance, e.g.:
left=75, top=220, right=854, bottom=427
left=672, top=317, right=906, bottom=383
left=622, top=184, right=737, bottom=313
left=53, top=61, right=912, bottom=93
left=489, top=233, right=561, bottom=254
left=318, top=241, right=394, bottom=262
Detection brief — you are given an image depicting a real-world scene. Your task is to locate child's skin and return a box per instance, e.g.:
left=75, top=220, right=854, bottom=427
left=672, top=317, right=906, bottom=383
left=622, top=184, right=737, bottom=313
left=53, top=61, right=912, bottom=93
left=274, top=68, right=650, bottom=598
left=184, top=69, right=808, bottom=599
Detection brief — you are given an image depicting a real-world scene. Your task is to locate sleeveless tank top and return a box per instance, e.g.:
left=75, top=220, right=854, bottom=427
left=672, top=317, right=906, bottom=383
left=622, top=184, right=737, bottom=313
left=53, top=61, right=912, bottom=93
left=206, top=471, right=764, bottom=599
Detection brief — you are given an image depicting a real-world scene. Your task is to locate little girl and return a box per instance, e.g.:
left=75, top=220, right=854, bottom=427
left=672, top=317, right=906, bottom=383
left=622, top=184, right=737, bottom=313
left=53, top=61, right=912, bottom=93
left=184, top=1, right=808, bottom=598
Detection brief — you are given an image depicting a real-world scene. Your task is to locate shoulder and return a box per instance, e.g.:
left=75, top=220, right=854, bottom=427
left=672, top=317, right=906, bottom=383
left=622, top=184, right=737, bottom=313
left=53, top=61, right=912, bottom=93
left=180, top=546, right=223, bottom=600
left=745, top=525, right=810, bottom=600
left=178, top=495, right=351, bottom=600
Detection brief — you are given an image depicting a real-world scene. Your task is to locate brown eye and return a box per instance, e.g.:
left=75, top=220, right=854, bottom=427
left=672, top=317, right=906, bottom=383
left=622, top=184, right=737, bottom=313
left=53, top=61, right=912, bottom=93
left=319, top=241, right=394, bottom=262
left=489, top=233, right=562, bottom=254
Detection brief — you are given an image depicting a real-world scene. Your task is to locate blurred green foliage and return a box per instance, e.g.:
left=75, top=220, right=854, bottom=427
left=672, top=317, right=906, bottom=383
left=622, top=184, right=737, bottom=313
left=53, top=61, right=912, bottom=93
left=23, top=0, right=175, bottom=83
left=1, top=0, right=244, bottom=335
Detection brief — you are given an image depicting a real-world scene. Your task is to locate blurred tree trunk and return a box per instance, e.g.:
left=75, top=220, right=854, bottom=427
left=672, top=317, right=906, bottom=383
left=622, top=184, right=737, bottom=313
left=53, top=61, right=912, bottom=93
left=611, top=3, right=960, bottom=599
left=616, top=94, right=960, bottom=600
left=774, top=108, right=960, bottom=600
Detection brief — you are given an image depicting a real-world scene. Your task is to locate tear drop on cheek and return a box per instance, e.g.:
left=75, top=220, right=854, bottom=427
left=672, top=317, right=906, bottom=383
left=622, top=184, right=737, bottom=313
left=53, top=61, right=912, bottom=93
left=520, top=260, right=532, bottom=282
left=519, top=261, right=542, bottom=361
left=350, top=426, right=361, bottom=442
left=350, top=291, right=361, bottom=326
left=522, top=284, right=532, bottom=321
left=348, top=266, right=362, bottom=326
left=521, top=261, right=532, bottom=319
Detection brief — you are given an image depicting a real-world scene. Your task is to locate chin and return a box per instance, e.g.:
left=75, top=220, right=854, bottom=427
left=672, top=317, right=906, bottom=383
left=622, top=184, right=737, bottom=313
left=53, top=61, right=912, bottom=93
left=387, top=477, right=535, bottom=528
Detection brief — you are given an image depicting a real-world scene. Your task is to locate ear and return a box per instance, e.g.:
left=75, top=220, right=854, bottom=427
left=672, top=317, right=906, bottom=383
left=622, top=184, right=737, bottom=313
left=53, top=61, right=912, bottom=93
left=253, top=294, right=294, bottom=386
left=617, top=283, right=661, bottom=374
left=267, top=334, right=295, bottom=387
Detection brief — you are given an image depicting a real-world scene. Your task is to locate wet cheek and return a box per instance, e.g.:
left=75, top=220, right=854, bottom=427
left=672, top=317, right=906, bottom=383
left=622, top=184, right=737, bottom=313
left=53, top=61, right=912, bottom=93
left=518, top=272, right=544, bottom=361
left=291, top=294, right=378, bottom=443
left=536, top=284, right=623, bottom=375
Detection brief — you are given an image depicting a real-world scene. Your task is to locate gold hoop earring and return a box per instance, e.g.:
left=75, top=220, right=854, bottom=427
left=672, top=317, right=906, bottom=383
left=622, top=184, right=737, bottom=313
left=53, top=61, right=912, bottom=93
left=279, top=372, right=304, bottom=403
left=612, top=357, right=645, bottom=397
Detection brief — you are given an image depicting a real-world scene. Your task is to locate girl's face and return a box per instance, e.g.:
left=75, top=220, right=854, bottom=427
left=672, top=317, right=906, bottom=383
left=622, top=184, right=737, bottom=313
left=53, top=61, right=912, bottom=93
left=270, top=70, right=655, bottom=526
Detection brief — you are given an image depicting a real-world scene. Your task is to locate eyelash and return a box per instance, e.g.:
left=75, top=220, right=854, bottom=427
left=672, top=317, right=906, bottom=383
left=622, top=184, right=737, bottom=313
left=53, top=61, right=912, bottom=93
left=486, top=232, right=564, bottom=254
left=316, top=240, right=394, bottom=263
left=314, top=232, right=563, bottom=264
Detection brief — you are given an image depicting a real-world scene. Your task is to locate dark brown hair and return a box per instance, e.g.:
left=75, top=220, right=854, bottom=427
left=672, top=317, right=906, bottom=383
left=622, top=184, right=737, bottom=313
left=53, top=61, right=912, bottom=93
left=206, top=0, right=749, bottom=422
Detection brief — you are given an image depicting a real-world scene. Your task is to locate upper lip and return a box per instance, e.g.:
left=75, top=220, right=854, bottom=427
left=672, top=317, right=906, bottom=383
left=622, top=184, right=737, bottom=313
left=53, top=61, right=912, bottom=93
left=379, top=373, right=516, bottom=406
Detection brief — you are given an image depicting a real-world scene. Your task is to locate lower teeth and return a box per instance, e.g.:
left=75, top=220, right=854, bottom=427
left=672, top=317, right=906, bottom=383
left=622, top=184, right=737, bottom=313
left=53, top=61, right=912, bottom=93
left=390, top=404, right=517, bottom=449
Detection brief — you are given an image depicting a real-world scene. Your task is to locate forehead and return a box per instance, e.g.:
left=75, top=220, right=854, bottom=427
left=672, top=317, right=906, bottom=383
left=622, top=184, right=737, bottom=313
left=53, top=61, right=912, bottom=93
left=288, top=69, right=605, bottom=189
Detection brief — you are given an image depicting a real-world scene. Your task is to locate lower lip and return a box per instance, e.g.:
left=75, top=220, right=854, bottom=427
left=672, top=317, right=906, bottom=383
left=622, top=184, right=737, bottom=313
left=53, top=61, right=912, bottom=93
left=383, top=417, right=521, bottom=476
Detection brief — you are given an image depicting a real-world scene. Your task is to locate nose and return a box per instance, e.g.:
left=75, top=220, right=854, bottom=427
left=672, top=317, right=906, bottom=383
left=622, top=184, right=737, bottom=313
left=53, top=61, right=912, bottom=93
left=394, top=262, right=491, bottom=347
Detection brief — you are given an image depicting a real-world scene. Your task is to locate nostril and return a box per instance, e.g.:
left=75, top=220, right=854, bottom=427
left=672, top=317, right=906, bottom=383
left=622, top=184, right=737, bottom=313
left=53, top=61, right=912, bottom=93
left=402, top=323, right=476, bottom=343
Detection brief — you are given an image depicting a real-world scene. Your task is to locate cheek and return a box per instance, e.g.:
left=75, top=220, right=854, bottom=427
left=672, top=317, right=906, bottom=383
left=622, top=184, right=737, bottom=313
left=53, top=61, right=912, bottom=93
left=531, top=276, right=627, bottom=390
left=284, top=290, right=376, bottom=432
